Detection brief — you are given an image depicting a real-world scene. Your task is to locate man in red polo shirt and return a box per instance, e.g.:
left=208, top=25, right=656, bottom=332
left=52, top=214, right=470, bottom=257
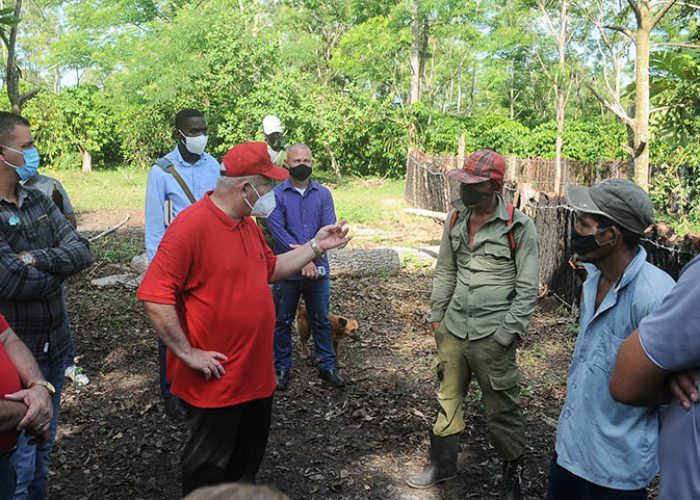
left=137, top=141, right=350, bottom=495
left=0, top=313, right=54, bottom=499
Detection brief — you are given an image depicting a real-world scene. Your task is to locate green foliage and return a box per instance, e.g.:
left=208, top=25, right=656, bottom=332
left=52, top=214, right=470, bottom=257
left=527, top=119, right=627, bottom=162
left=467, top=117, right=531, bottom=157
left=650, top=50, right=700, bottom=145
left=0, top=6, right=19, bottom=48
left=650, top=142, right=700, bottom=228
left=3, top=0, right=697, bottom=188
left=23, top=86, right=119, bottom=169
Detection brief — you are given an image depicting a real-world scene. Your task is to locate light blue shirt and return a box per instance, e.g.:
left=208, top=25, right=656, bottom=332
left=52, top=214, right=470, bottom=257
left=555, top=246, right=674, bottom=490
left=145, top=146, right=220, bottom=261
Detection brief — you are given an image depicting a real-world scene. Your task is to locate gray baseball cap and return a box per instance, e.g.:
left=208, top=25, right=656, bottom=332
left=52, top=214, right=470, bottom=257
left=565, top=178, right=654, bottom=235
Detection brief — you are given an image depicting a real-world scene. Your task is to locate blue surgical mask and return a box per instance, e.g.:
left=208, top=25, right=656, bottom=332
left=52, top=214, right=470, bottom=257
left=3, top=145, right=40, bottom=181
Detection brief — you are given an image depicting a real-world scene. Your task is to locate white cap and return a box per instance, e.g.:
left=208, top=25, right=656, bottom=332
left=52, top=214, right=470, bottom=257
left=262, top=115, right=283, bottom=135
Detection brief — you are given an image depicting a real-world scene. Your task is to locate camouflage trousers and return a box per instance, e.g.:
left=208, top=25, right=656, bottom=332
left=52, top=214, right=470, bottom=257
left=432, top=323, right=526, bottom=462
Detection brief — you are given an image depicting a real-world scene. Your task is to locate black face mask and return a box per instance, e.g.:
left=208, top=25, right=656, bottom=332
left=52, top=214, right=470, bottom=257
left=460, top=184, right=491, bottom=207
left=267, top=133, right=286, bottom=152
left=571, top=228, right=614, bottom=256
left=289, top=164, right=312, bottom=181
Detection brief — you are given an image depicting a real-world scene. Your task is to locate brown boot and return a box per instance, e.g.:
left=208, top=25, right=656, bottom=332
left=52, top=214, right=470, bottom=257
left=405, top=433, right=459, bottom=489
left=500, top=456, right=524, bottom=500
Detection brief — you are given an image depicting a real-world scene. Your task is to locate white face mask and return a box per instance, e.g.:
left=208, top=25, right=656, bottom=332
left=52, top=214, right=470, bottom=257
left=179, top=130, right=208, bottom=155
left=244, top=183, right=276, bottom=218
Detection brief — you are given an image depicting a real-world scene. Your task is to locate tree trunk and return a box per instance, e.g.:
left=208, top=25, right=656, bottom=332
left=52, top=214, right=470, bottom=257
left=632, top=4, right=651, bottom=191
left=81, top=148, right=92, bottom=173
left=409, top=1, right=422, bottom=106
left=5, top=0, right=22, bottom=113
left=408, top=1, right=429, bottom=145
left=553, top=0, right=568, bottom=196
left=322, top=141, right=342, bottom=183
left=554, top=86, right=565, bottom=194
left=509, top=60, right=517, bottom=120
left=457, top=83, right=462, bottom=114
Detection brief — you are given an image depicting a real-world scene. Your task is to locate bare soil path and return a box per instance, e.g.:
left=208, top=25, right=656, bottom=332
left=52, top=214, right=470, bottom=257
left=48, top=213, right=577, bottom=499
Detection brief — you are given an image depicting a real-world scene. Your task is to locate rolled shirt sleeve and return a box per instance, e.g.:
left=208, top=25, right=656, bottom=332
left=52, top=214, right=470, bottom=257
left=639, top=255, right=700, bottom=371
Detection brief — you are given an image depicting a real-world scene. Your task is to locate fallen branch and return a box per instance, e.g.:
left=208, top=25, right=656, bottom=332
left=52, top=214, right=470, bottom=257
left=551, top=292, right=574, bottom=311
left=403, top=208, right=448, bottom=221
left=88, top=214, right=131, bottom=242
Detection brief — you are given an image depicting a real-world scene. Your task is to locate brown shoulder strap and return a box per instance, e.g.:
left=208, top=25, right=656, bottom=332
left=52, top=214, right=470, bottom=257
left=155, top=158, right=197, bottom=204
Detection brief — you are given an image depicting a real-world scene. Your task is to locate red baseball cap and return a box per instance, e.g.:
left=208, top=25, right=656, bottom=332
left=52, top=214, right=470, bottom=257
left=447, top=149, right=506, bottom=187
left=221, top=142, right=289, bottom=181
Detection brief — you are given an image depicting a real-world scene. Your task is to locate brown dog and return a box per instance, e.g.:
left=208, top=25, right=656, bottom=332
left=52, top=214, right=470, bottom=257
left=296, top=302, right=358, bottom=363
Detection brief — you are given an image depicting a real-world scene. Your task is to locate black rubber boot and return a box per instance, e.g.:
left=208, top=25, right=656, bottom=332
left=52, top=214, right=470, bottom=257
left=405, top=433, right=459, bottom=489
left=500, top=456, right=524, bottom=500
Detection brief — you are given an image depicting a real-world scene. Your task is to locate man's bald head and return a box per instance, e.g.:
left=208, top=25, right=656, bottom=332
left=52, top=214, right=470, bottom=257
left=285, top=143, right=313, bottom=182
left=287, top=143, right=311, bottom=157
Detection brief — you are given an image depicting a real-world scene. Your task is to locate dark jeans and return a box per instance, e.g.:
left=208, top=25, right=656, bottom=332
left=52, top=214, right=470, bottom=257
left=11, top=355, right=66, bottom=500
left=0, top=456, right=16, bottom=500
left=273, top=278, right=335, bottom=371
left=181, top=397, right=273, bottom=496
left=546, top=452, right=647, bottom=500
left=158, top=338, right=172, bottom=397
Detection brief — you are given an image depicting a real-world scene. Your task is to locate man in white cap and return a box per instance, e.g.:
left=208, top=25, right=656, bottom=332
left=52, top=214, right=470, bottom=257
left=262, top=115, right=287, bottom=167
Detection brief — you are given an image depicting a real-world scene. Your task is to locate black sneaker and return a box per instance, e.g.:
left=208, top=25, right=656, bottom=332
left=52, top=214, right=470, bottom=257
left=319, top=369, right=345, bottom=388
left=163, top=395, right=186, bottom=422
left=275, top=370, right=290, bottom=391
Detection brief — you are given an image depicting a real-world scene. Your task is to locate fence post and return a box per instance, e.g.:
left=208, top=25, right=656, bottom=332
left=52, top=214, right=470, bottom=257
left=458, top=134, right=465, bottom=168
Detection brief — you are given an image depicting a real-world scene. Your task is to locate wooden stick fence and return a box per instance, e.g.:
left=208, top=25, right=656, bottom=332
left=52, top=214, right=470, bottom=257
left=405, top=150, right=698, bottom=307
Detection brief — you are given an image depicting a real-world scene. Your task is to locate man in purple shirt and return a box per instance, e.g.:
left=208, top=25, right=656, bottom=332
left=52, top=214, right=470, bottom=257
left=267, top=144, right=344, bottom=391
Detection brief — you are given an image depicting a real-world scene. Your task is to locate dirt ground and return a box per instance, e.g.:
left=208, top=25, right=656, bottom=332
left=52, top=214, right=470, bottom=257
left=48, top=214, right=579, bottom=500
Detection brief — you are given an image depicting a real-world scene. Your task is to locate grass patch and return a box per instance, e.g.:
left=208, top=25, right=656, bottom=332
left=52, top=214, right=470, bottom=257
left=42, top=167, right=148, bottom=212
left=88, top=230, right=144, bottom=264
left=47, top=169, right=440, bottom=247
left=49, top=168, right=413, bottom=225
left=331, top=178, right=406, bottom=224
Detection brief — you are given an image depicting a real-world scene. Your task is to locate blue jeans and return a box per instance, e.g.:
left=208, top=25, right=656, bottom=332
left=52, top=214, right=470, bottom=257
left=273, top=278, right=335, bottom=372
left=546, top=452, right=647, bottom=500
left=158, top=338, right=172, bottom=397
left=10, top=355, right=66, bottom=500
left=0, top=456, right=16, bottom=500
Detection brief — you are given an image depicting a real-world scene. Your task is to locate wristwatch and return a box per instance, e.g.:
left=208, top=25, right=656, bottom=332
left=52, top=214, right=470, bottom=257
left=28, top=380, right=56, bottom=397
left=20, top=253, right=34, bottom=266
left=309, top=238, right=326, bottom=260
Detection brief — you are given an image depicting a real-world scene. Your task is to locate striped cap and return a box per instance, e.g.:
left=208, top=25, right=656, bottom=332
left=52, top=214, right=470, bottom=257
left=447, top=149, right=506, bottom=187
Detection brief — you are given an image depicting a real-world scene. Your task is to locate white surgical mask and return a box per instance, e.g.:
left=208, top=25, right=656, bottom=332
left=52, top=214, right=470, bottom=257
left=244, top=183, right=276, bottom=218
left=179, top=130, right=208, bottom=156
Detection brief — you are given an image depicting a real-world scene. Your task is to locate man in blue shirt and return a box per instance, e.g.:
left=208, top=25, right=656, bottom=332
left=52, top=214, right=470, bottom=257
left=144, top=108, right=220, bottom=420
left=611, top=253, right=700, bottom=500
left=546, top=179, right=674, bottom=500
left=267, top=143, right=344, bottom=390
